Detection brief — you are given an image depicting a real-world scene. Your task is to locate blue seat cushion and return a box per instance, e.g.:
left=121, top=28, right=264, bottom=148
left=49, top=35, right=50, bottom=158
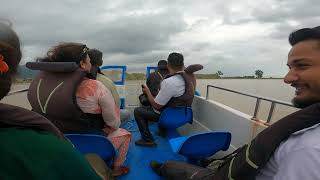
left=169, top=132, right=231, bottom=159
left=65, top=134, right=116, bottom=162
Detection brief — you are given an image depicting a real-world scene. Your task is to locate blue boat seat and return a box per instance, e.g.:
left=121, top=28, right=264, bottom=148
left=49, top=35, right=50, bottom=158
left=65, top=134, right=116, bottom=165
left=169, top=132, right=231, bottom=163
left=195, top=90, right=201, bottom=96
left=158, top=106, right=193, bottom=138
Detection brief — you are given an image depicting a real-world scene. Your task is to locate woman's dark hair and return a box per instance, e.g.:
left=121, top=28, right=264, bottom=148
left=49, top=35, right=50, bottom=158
left=0, top=22, right=22, bottom=100
left=88, top=49, right=103, bottom=67
left=37, top=42, right=89, bottom=64
left=289, top=26, right=320, bottom=46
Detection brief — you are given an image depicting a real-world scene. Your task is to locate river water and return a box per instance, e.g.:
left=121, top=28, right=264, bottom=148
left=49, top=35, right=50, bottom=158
left=2, top=79, right=298, bottom=123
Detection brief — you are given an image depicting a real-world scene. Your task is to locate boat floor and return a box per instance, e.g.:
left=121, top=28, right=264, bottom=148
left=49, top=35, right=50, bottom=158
left=118, top=119, right=185, bottom=180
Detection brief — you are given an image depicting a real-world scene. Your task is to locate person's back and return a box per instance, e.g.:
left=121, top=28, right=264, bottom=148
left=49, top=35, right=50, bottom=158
left=153, top=73, right=185, bottom=107
left=27, top=61, right=106, bottom=133
left=147, top=60, right=169, bottom=97
left=0, top=22, right=101, bottom=180
left=88, top=49, right=121, bottom=108
left=87, top=48, right=131, bottom=123
left=76, top=75, right=131, bottom=177
left=96, top=73, right=120, bottom=108
left=32, top=46, right=131, bottom=177
left=134, top=52, right=200, bottom=147
left=0, top=128, right=101, bottom=180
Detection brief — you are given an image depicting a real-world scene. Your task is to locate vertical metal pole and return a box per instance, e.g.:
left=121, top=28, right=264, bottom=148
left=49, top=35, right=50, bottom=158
left=206, top=85, right=210, bottom=100
left=253, top=98, right=261, bottom=120
left=267, top=102, right=276, bottom=123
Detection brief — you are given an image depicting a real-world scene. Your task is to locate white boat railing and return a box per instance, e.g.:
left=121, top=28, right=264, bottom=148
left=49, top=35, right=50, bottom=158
left=8, top=85, right=297, bottom=124
left=206, top=85, right=297, bottom=123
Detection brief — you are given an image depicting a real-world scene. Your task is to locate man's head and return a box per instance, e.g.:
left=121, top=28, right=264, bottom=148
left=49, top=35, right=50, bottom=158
left=284, top=26, right=320, bottom=108
left=157, top=60, right=167, bottom=70
left=167, top=52, right=184, bottom=73
left=88, top=49, right=103, bottom=67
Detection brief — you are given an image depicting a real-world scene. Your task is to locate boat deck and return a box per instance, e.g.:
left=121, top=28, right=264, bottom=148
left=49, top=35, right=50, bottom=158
left=118, top=119, right=185, bottom=180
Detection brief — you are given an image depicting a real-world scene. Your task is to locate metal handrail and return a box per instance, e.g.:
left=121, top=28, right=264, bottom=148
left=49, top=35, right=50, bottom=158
left=206, top=85, right=296, bottom=123
left=7, top=88, right=29, bottom=96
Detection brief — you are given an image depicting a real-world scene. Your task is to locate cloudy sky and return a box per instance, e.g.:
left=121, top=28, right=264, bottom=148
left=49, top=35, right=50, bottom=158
left=1, top=0, right=320, bottom=76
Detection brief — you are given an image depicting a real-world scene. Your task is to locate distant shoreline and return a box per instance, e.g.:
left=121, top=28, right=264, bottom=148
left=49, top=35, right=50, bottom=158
left=13, top=77, right=283, bottom=84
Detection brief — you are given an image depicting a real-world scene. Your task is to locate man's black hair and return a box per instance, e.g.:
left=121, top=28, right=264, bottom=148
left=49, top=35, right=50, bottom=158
left=88, top=49, right=103, bottom=66
left=289, top=26, right=320, bottom=46
left=157, top=59, right=167, bottom=70
left=167, top=52, right=184, bottom=69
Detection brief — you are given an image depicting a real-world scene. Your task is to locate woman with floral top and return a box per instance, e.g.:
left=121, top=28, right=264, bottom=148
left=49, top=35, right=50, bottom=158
left=37, top=42, right=131, bottom=177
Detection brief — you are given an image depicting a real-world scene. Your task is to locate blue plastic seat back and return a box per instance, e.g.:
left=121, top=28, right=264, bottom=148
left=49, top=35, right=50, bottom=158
left=159, top=107, right=193, bottom=129
left=65, top=134, right=116, bottom=162
left=195, top=90, right=201, bottom=96
left=179, top=132, right=231, bottom=159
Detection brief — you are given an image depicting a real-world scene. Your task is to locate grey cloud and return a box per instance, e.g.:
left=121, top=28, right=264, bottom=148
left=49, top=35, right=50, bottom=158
left=1, top=0, right=319, bottom=76
left=251, top=0, right=320, bottom=23
left=87, top=11, right=187, bottom=54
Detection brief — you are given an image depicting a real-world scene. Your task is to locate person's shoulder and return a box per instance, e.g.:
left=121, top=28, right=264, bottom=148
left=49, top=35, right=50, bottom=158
left=96, top=74, right=115, bottom=92
left=279, top=124, right=320, bottom=154
left=78, top=79, right=101, bottom=94
left=97, top=73, right=113, bottom=82
left=81, top=78, right=99, bottom=86
left=168, top=74, right=185, bottom=82
left=296, top=124, right=320, bottom=148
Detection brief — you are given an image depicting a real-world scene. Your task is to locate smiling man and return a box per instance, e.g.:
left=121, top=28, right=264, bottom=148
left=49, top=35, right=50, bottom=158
left=284, top=29, right=320, bottom=108
left=151, top=26, right=320, bottom=180
left=254, top=26, right=320, bottom=180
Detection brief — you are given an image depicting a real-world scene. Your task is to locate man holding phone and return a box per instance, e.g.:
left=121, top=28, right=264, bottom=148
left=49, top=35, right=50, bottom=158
left=134, top=52, right=194, bottom=147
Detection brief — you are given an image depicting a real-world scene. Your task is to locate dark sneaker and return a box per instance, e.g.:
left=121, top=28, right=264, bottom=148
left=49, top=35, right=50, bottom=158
left=157, top=131, right=166, bottom=137
left=150, top=160, right=163, bottom=174
left=157, top=127, right=167, bottom=137
left=135, top=139, right=157, bottom=147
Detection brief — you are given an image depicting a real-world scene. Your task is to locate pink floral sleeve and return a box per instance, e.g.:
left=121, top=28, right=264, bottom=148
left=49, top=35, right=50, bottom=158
left=76, top=79, right=120, bottom=129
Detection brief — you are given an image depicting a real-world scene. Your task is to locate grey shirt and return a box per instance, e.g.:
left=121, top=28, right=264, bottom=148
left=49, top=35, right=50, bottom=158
left=256, top=123, right=320, bottom=180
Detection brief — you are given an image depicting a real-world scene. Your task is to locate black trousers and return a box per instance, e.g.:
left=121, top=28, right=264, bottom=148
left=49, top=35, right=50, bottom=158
left=134, top=106, right=161, bottom=142
left=158, top=161, right=215, bottom=180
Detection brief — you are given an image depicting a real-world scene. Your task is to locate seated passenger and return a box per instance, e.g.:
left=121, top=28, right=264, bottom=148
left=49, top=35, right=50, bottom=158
left=28, top=43, right=131, bottom=177
left=139, top=60, right=169, bottom=106
left=134, top=52, right=203, bottom=147
left=150, top=26, right=320, bottom=180
left=88, top=49, right=131, bottom=122
left=0, top=23, right=101, bottom=180
left=88, top=49, right=120, bottom=108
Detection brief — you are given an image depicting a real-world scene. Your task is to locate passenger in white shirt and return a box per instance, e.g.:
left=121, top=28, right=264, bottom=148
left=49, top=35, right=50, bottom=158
left=134, top=52, right=186, bottom=147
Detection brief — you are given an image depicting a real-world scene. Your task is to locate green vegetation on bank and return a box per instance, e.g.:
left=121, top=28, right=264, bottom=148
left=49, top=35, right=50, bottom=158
left=127, top=73, right=222, bottom=80
left=195, top=74, right=221, bottom=79
left=126, top=73, right=146, bottom=80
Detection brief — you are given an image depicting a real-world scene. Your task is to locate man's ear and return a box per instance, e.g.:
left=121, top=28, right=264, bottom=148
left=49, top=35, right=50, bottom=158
left=167, top=64, right=171, bottom=72
left=79, top=60, right=85, bottom=69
